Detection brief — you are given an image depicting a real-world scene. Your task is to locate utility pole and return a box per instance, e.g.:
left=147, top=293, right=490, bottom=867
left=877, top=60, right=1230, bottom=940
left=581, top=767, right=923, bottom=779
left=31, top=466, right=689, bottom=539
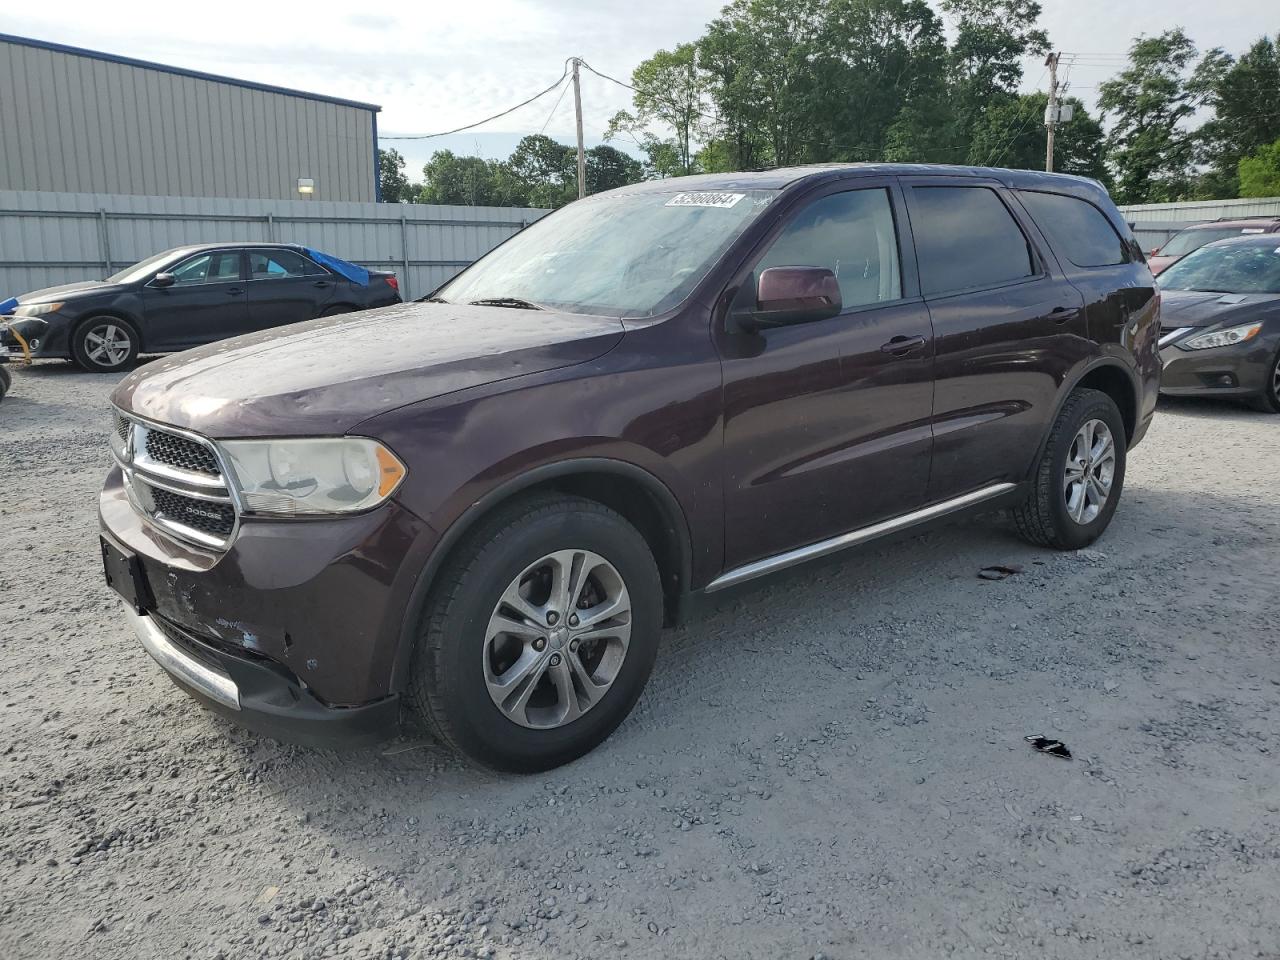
left=1044, top=51, right=1059, bottom=173
left=572, top=58, right=586, bottom=199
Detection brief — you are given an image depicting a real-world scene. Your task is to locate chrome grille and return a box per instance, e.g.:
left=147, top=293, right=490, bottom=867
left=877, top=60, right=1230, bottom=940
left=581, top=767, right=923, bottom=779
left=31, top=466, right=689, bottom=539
left=112, top=411, right=239, bottom=550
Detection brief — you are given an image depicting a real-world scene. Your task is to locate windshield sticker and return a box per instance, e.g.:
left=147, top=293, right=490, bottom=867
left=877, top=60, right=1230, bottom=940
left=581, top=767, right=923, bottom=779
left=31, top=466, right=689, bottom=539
left=666, top=192, right=746, bottom=209
left=1241, top=228, right=1264, bottom=233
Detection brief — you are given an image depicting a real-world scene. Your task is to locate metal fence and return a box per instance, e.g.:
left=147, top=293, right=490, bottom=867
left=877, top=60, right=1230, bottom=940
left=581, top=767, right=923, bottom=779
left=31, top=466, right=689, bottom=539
left=1118, top=196, right=1280, bottom=252
left=0, top=190, right=549, bottom=301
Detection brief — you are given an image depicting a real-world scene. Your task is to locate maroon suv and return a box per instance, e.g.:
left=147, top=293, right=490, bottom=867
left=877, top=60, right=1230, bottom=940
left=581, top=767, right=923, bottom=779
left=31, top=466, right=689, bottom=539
left=100, top=165, right=1160, bottom=771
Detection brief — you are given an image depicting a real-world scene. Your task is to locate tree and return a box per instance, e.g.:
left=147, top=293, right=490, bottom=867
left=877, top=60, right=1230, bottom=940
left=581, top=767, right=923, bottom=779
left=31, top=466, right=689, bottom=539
left=508, top=134, right=575, bottom=207
left=966, top=93, right=1107, bottom=180
left=624, top=43, right=708, bottom=174
left=1238, top=138, right=1280, bottom=198
left=377, top=148, right=414, bottom=203
left=1097, top=29, right=1215, bottom=204
left=1196, top=35, right=1280, bottom=197
left=585, top=145, right=644, bottom=194
left=417, top=151, right=519, bottom=206
left=940, top=0, right=1050, bottom=159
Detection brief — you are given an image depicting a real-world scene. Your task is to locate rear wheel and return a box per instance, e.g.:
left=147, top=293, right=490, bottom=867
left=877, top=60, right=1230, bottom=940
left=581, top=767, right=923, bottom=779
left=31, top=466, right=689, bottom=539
left=408, top=493, right=662, bottom=772
left=71, top=317, right=139, bottom=372
left=1013, top=388, right=1127, bottom=550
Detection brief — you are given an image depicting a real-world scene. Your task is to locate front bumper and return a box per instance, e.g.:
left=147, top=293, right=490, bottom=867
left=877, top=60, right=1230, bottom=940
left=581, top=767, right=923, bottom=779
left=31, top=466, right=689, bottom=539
left=1159, top=337, right=1275, bottom=397
left=100, top=463, right=439, bottom=740
left=126, top=605, right=401, bottom=745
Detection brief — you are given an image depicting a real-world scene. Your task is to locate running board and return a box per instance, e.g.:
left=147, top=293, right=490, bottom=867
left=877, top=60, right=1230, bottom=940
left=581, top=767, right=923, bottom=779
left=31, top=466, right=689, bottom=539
left=704, top=482, right=1018, bottom=593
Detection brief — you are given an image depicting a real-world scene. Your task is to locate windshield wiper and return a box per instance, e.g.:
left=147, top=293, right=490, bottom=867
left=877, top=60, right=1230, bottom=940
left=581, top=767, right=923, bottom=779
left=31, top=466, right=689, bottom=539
left=418, top=295, right=450, bottom=303
left=468, top=297, right=545, bottom=311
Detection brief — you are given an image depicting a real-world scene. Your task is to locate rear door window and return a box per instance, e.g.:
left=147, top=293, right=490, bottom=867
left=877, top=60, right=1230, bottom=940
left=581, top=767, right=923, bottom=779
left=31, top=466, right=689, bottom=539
left=1018, top=191, right=1128, bottom=267
left=907, top=186, right=1036, bottom=297
left=249, top=250, right=326, bottom=279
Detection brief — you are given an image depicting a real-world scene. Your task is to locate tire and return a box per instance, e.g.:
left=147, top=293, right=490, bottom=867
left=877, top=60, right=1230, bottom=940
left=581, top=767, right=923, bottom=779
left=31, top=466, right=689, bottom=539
left=1013, top=387, right=1127, bottom=550
left=408, top=493, right=663, bottom=772
left=1246, top=346, right=1280, bottom=413
left=318, top=305, right=355, bottom=318
left=71, top=316, right=140, bottom=372
left=0, top=365, right=10, bottom=401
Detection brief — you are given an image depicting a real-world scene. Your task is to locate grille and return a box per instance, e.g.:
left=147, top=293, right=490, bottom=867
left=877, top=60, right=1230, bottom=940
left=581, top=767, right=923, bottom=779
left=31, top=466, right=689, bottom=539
left=145, top=429, right=219, bottom=475
left=115, top=414, right=131, bottom=442
left=149, top=488, right=235, bottom=536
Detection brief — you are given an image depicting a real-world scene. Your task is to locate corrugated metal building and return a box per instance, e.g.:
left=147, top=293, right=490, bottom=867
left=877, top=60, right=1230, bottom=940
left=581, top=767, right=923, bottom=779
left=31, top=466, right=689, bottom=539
left=0, top=34, right=380, bottom=203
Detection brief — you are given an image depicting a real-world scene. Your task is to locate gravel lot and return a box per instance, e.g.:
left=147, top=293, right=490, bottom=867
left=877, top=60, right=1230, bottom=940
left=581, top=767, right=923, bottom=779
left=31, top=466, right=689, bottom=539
left=2, top=359, right=1278, bottom=960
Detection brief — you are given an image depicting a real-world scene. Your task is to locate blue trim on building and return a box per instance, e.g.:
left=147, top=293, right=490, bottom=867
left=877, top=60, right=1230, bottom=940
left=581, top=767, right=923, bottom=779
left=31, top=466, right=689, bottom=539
left=373, top=113, right=382, bottom=202
left=0, top=32, right=382, bottom=113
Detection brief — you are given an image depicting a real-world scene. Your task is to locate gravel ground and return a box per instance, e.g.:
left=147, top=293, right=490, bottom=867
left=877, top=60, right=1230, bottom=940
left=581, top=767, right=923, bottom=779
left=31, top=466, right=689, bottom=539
left=2, top=359, right=1279, bottom=960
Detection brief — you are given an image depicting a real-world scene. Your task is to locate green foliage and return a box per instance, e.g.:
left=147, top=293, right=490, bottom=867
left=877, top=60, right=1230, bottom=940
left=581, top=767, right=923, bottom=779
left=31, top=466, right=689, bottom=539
left=1238, top=138, right=1280, bottom=198
left=1097, top=29, right=1211, bottom=204
left=966, top=94, right=1107, bottom=182
left=1196, top=36, right=1280, bottom=197
left=377, top=148, right=415, bottom=203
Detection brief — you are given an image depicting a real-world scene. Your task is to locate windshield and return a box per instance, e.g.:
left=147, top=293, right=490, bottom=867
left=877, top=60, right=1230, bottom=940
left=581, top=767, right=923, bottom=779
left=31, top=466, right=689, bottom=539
left=437, top=188, right=778, bottom=317
left=106, top=248, right=192, bottom=284
left=1158, top=243, right=1280, bottom=294
left=1160, top=226, right=1267, bottom=258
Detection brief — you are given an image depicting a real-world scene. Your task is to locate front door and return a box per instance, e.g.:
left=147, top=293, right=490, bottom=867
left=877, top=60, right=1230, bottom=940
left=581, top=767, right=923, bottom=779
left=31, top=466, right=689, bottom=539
left=244, top=249, right=335, bottom=330
left=715, top=180, right=935, bottom=570
left=141, top=249, right=248, bottom=351
left=899, top=178, right=1091, bottom=500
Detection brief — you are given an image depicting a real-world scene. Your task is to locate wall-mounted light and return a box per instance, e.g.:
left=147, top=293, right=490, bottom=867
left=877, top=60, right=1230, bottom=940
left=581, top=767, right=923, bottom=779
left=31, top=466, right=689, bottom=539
left=297, top=178, right=315, bottom=196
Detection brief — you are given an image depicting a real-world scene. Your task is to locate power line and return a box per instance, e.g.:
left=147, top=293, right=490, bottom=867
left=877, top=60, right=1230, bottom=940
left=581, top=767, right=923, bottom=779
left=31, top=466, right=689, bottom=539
left=982, top=67, right=1049, bottom=167
left=381, top=63, right=571, bottom=140
left=539, top=75, right=572, bottom=135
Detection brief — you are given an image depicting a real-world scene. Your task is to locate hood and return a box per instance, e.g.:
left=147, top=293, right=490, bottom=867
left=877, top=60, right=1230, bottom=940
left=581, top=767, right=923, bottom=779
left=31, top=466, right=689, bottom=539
left=18, top=279, right=123, bottom=303
left=1147, top=255, right=1177, bottom=275
left=1159, top=289, right=1280, bottom=329
left=112, top=301, right=625, bottom=436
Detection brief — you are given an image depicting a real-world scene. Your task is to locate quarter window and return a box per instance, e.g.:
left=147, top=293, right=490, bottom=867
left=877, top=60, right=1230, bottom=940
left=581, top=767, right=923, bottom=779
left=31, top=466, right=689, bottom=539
left=909, top=186, right=1035, bottom=296
left=249, top=250, right=325, bottom=279
left=753, top=188, right=902, bottom=309
left=1018, top=191, right=1127, bottom=267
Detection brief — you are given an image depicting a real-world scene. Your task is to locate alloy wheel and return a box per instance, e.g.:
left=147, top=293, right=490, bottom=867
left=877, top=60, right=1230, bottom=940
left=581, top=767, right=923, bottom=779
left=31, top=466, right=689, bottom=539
left=83, top=323, right=133, bottom=367
left=483, top=549, right=632, bottom=729
left=1063, top=418, right=1115, bottom=525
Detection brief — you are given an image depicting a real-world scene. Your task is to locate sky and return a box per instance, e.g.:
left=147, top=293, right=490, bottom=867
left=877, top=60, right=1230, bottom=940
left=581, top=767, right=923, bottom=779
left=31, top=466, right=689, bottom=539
left=0, top=1, right=1271, bottom=176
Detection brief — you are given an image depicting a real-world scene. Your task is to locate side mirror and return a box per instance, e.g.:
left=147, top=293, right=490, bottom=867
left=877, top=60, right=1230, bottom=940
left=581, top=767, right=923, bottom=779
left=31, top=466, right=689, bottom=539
left=738, top=266, right=842, bottom=331
left=1149, top=247, right=1161, bottom=257
left=150, top=272, right=176, bottom=289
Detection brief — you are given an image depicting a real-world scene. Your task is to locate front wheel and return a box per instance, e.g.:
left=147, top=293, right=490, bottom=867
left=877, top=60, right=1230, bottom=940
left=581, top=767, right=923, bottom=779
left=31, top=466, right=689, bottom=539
left=1013, top=387, right=1127, bottom=550
left=408, top=493, right=662, bottom=772
left=71, top=317, right=139, bottom=372
left=1247, top=346, right=1280, bottom=413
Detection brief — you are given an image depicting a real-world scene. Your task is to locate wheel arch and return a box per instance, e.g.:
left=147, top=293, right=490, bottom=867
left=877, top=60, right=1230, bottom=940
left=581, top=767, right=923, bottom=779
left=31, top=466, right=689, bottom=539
left=388, top=457, right=693, bottom=694
left=1027, top=358, right=1140, bottom=483
left=72, top=310, right=145, bottom=352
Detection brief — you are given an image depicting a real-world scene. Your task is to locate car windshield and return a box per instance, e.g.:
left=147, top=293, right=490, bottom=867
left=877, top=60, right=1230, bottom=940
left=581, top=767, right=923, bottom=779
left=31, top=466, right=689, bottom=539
left=106, top=248, right=193, bottom=284
left=1160, top=226, right=1268, bottom=257
left=436, top=188, right=778, bottom=317
left=1158, top=243, right=1280, bottom=294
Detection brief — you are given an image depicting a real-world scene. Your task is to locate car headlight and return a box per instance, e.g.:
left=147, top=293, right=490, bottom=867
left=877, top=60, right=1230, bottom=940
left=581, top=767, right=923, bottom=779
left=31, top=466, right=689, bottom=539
left=218, top=437, right=407, bottom=516
left=14, top=301, right=64, bottom=317
left=1180, top=322, right=1263, bottom=351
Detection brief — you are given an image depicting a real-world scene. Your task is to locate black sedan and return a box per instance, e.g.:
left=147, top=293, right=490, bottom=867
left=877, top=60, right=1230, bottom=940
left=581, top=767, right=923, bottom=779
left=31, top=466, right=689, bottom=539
left=1158, top=235, right=1280, bottom=413
left=0, top=243, right=400, bottom=372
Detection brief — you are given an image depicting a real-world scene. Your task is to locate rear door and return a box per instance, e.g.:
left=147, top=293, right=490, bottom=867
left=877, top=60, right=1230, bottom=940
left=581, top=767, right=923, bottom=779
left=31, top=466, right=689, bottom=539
left=140, top=249, right=248, bottom=350
left=244, top=249, right=335, bottom=330
left=900, top=177, right=1090, bottom=500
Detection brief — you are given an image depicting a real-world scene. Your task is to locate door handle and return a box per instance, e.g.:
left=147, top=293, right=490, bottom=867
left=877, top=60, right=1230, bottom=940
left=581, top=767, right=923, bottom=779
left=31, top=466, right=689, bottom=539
left=880, top=334, right=926, bottom=355
left=1050, top=306, right=1080, bottom=324
left=226, top=287, right=244, bottom=297
left=313, top=280, right=331, bottom=288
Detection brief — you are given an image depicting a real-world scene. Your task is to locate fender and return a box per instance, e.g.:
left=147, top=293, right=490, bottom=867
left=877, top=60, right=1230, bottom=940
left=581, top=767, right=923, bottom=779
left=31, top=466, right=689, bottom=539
left=1024, top=355, right=1141, bottom=482
left=387, top=456, right=693, bottom=693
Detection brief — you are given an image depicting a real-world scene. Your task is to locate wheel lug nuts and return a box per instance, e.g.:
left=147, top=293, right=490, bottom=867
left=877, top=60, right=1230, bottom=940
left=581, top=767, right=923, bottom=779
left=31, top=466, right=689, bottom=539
left=546, top=611, right=559, bottom=626
left=569, top=639, right=579, bottom=652
left=533, top=637, right=546, bottom=651
left=549, top=653, right=562, bottom=666
left=568, top=614, right=579, bottom=627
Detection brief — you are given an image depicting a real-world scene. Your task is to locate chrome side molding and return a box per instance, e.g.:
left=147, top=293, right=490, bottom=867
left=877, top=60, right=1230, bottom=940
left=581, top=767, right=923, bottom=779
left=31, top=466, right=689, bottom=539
left=125, top=605, right=241, bottom=710
left=705, top=482, right=1018, bottom=593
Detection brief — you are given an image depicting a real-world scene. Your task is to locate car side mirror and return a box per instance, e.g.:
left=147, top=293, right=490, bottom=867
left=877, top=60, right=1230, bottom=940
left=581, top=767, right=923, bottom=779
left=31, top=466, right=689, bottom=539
left=150, top=272, right=176, bottom=289
left=1149, top=247, right=1161, bottom=257
left=737, top=266, right=842, bottom=331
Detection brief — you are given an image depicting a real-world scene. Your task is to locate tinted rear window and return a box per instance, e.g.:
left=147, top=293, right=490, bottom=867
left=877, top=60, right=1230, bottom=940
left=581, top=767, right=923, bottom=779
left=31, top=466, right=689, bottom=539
left=909, top=186, right=1035, bottom=296
left=1018, top=191, right=1128, bottom=268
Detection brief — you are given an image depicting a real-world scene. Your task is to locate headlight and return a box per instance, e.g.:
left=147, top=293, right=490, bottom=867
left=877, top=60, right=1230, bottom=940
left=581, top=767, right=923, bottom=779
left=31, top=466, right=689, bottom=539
left=1181, top=322, right=1263, bottom=351
left=219, top=437, right=407, bottom=516
left=14, top=301, right=64, bottom=317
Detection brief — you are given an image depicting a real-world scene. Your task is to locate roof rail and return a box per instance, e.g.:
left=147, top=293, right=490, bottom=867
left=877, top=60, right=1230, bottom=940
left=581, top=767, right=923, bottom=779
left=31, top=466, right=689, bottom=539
left=1212, top=214, right=1280, bottom=222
